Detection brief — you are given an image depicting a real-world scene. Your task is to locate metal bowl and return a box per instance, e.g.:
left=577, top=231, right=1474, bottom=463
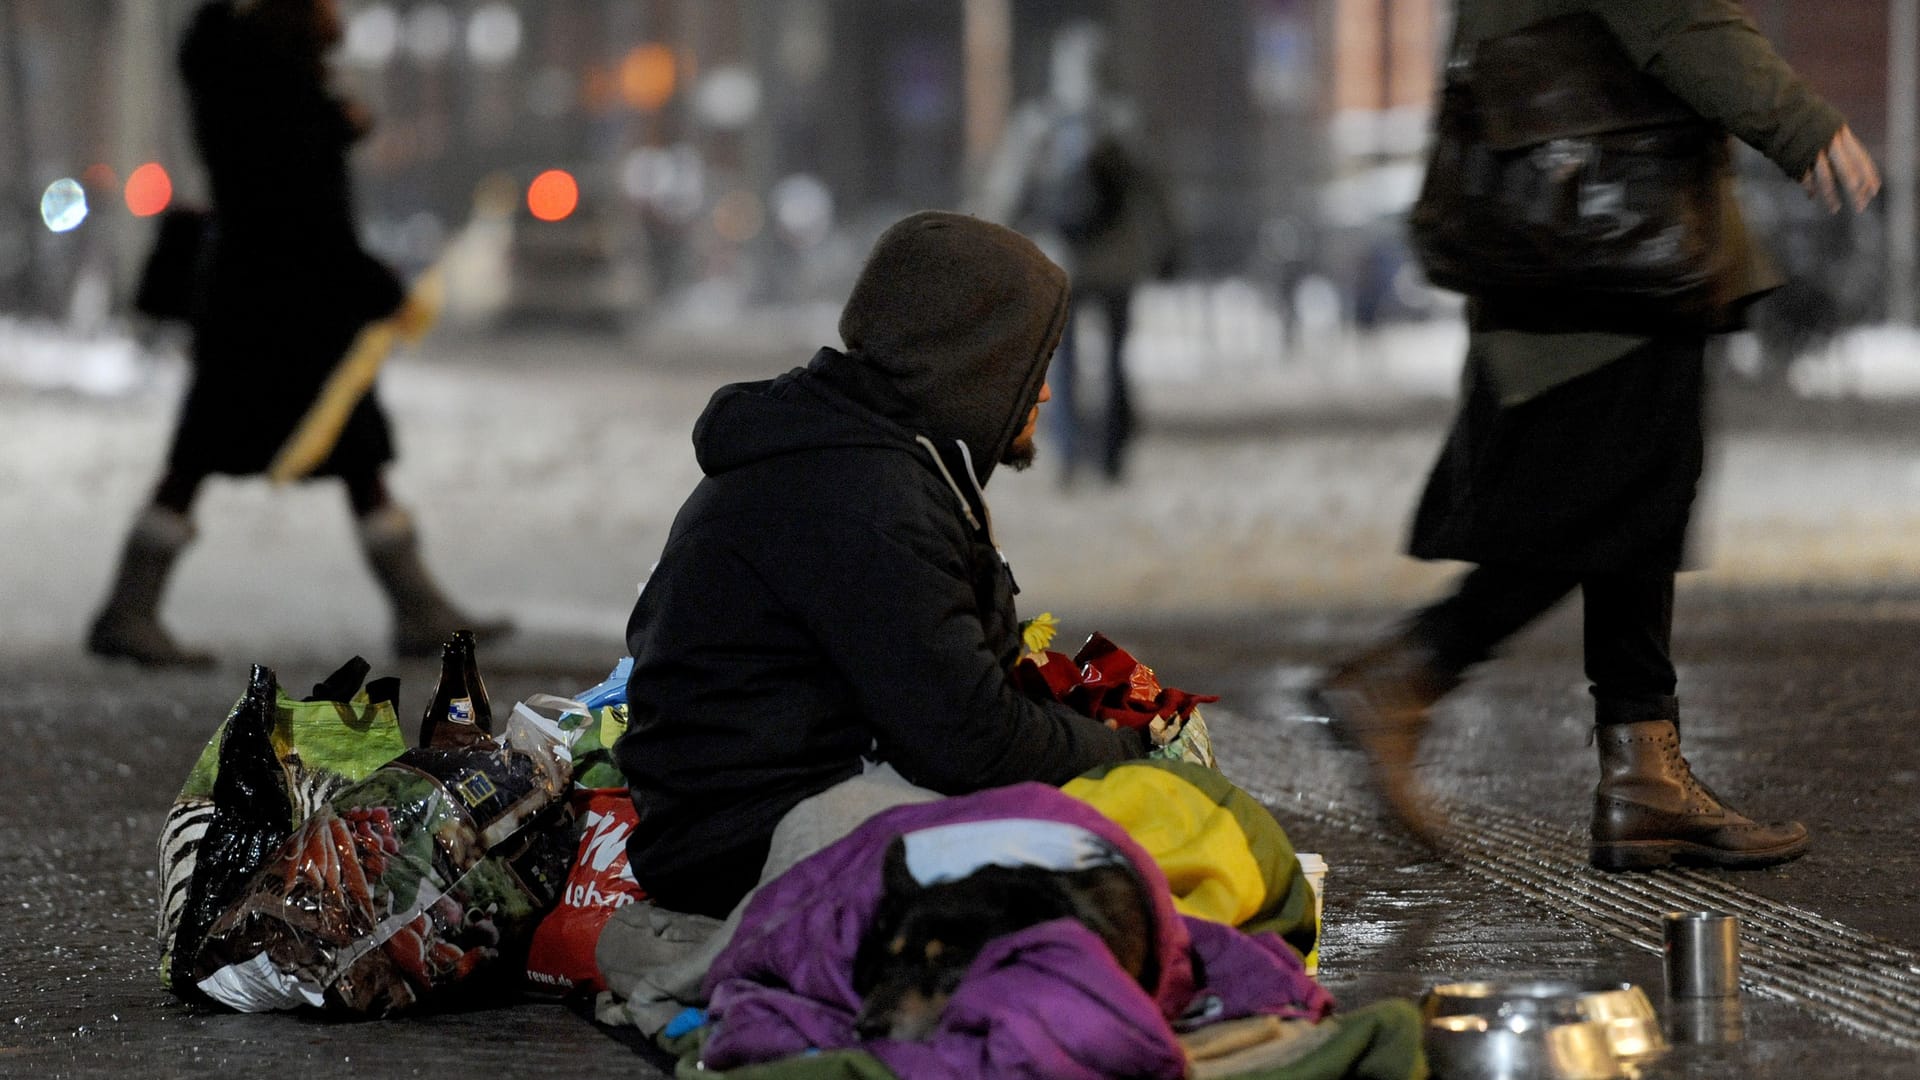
left=1423, top=980, right=1668, bottom=1065
left=1423, top=1013, right=1623, bottom=1080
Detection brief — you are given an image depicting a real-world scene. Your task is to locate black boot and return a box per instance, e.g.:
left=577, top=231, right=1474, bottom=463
left=87, top=507, right=215, bottom=668
left=357, top=505, right=514, bottom=658
left=1310, top=635, right=1462, bottom=847
left=1590, top=719, right=1809, bottom=871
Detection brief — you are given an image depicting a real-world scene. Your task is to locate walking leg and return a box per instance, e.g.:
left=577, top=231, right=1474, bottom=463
left=87, top=480, right=213, bottom=668
left=1585, top=574, right=1809, bottom=870
left=350, top=471, right=513, bottom=658
left=1312, top=564, right=1575, bottom=845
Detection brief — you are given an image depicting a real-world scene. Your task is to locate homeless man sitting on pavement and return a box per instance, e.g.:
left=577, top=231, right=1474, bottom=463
left=597, top=211, right=1155, bottom=1032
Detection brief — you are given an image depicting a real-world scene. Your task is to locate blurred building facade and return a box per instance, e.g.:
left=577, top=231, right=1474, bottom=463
left=0, top=1, right=1913, bottom=336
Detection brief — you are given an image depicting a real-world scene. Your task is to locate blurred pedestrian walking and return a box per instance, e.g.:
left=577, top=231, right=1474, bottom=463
left=977, top=22, right=1177, bottom=486
left=88, top=0, right=506, bottom=666
left=1314, top=0, right=1880, bottom=870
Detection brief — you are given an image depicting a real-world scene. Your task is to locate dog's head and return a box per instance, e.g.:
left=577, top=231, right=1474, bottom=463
left=851, top=835, right=1155, bottom=1042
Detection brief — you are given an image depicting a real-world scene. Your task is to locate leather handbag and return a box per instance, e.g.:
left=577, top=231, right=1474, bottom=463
left=133, top=206, right=215, bottom=321
left=1408, top=12, right=1734, bottom=317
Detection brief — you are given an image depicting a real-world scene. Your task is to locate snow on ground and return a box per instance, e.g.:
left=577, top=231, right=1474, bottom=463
left=7, top=304, right=1920, bottom=660
left=0, top=315, right=161, bottom=397
left=1785, top=325, right=1920, bottom=399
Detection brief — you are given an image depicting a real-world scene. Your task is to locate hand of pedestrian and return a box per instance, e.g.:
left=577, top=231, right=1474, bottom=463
left=1801, top=125, right=1881, bottom=214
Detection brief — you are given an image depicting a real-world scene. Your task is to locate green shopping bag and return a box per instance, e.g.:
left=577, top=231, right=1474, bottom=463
left=159, top=657, right=408, bottom=988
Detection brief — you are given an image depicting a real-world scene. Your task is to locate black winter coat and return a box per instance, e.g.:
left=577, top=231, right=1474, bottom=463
left=165, top=2, right=405, bottom=480
left=615, top=349, right=1145, bottom=917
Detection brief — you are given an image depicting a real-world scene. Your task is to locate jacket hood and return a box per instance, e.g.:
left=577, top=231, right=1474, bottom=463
left=692, top=349, right=1003, bottom=539
left=837, top=211, right=1070, bottom=484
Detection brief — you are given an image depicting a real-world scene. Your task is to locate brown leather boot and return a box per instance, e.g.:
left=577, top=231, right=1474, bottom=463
left=1310, top=636, right=1461, bottom=847
left=1590, top=720, right=1809, bottom=871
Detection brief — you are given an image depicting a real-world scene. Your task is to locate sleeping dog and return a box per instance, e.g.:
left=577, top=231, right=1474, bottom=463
left=852, top=832, right=1158, bottom=1041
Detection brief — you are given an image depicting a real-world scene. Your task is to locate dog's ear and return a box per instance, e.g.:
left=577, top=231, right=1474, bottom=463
left=855, top=836, right=922, bottom=997
left=881, top=835, right=922, bottom=898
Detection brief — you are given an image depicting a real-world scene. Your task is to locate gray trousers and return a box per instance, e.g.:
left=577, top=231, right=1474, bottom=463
left=594, top=764, right=940, bottom=1035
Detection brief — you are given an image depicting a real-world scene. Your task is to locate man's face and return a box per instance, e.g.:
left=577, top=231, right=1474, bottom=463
left=1002, top=382, right=1050, bottom=471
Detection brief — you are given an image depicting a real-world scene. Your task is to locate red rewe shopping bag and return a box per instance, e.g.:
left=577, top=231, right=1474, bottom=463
left=524, top=788, right=645, bottom=994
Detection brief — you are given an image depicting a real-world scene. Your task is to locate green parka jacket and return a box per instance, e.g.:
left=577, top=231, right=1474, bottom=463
left=1451, top=0, right=1848, bottom=402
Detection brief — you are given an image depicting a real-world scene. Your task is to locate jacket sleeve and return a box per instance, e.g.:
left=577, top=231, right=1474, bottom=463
left=769, top=516, right=1147, bottom=794
left=1595, top=0, right=1846, bottom=179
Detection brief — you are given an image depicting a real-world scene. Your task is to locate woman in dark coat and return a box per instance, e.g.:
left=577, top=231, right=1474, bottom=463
left=88, top=0, right=503, bottom=665
left=1312, top=0, right=1880, bottom=871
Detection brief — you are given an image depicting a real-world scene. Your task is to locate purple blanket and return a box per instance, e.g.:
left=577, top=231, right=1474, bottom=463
left=701, top=782, right=1333, bottom=1078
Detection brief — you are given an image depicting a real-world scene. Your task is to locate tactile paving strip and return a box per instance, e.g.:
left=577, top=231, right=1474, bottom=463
left=1240, top=775, right=1920, bottom=1051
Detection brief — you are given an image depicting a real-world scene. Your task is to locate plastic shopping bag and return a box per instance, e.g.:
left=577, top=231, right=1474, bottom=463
left=160, top=658, right=407, bottom=993
left=189, top=705, right=573, bottom=1015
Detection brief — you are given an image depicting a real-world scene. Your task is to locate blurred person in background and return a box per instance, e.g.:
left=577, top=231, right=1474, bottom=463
left=1313, top=0, right=1880, bottom=870
left=977, top=21, right=1178, bottom=487
left=87, top=0, right=506, bottom=666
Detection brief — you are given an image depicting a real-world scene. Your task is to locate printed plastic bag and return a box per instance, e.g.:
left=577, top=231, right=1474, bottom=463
left=522, top=667, right=642, bottom=993
left=189, top=705, right=574, bottom=1015
left=524, top=787, right=645, bottom=995
left=159, top=658, right=407, bottom=993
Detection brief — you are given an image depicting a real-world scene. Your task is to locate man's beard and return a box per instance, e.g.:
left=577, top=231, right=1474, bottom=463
left=1001, top=437, right=1037, bottom=471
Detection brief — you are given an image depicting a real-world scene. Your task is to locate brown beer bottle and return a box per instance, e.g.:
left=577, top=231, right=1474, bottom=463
left=419, top=629, right=494, bottom=749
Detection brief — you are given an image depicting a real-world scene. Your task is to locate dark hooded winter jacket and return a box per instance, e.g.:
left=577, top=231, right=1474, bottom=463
left=616, top=213, right=1147, bottom=917
left=167, top=1, right=405, bottom=479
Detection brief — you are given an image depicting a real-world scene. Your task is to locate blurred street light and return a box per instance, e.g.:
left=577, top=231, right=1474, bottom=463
left=621, top=44, right=678, bottom=112
left=621, top=145, right=706, bottom=223
left=124, top=163, right=172, bottom=218
left=466, top=3, right=522, bottom=67
left=694, top=66, right=761, bottom=130
left=344, top=4, right=401, bottom=67
left=40, top=179, right=88, bottom=233
left=527, top=168, right=580, bottom=222
left=772, top=173, right=833, bottom=247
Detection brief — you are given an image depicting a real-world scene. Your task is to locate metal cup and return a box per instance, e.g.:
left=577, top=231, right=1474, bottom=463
left=1662, top=911, right=1740, bottom=999
left=1665, top=994, right=1746, bottom=1045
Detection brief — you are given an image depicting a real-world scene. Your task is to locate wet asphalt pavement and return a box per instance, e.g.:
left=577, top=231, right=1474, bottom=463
left=10, top=601, right=1920, bottom=1078
left=7, top=336, right=1920, bottom=1077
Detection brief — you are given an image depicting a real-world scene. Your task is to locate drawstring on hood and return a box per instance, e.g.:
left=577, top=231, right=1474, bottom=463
left=838, top=211, right=1070, bottom=485
left=915, top=435, right=1017, bottom=595
left=914, top=434, right=1002, bottom=552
